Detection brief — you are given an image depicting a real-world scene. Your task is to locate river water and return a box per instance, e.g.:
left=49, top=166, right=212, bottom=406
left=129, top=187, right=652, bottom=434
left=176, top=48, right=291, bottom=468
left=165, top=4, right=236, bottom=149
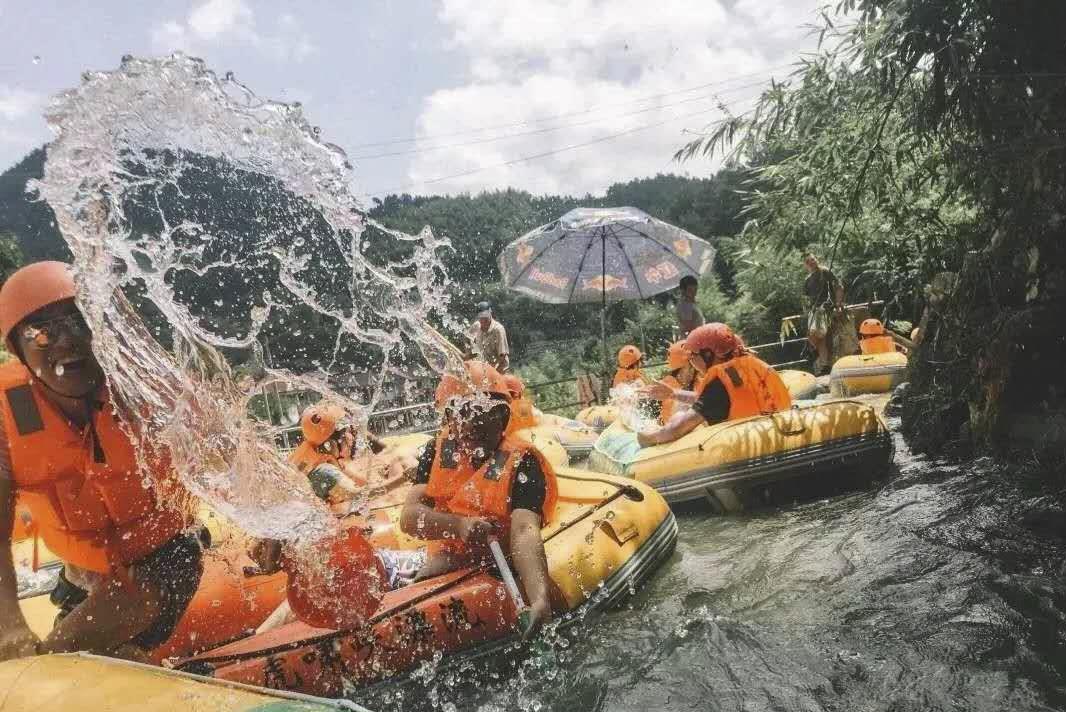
left=368, top=422, right=1066, bottom=712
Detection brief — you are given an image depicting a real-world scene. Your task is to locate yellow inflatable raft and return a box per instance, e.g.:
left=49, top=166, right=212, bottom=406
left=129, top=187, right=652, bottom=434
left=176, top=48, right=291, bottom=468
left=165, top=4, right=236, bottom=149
left=587, top=401, right=892, bottom=511
left=575, top=404, right=621, bottom=430
left=779, top=369, right=822, bottom=401
left=830, top=351, right=908, bottom=397
left=0, top=653, right=361, bottom=711
left=520, top=412, right=600, bottom=461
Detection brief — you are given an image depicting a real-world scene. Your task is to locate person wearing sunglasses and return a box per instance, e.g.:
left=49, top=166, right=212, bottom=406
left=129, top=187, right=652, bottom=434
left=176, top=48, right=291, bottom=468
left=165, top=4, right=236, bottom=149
left=0, top=262, right=202, bottom=663
left=399, top=360, right=557, bottom=637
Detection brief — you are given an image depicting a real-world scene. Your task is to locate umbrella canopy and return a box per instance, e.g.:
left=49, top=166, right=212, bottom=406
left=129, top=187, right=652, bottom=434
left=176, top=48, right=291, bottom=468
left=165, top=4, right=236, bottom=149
left=498, top=207, right=715, bottom=304
left=498, top=207, right=716, bottom=400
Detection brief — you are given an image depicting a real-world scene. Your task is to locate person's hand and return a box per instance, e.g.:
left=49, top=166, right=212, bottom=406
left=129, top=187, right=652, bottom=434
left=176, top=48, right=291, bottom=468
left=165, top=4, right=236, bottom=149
left=521, top=599, right=552, bottom=640
left=0, top=624, right=40, bottom=662
left=457, top=516, right=496, bottom=547
left=639, top=381, right=674, bottom=401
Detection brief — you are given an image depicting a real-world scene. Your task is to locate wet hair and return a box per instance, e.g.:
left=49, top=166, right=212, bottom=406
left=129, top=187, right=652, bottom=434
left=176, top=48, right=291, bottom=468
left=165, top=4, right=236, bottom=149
left=679, top=275, right=698, bottom=290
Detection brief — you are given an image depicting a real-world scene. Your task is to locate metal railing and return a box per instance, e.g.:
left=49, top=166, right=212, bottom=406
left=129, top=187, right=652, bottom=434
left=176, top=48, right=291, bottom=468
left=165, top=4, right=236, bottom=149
left=269, top=335, right=814, bottom=448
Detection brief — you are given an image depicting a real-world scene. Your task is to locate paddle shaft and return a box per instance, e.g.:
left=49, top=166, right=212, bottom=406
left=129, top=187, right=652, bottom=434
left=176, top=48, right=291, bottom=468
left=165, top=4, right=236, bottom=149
left=488, top=537, right=534, bottom=635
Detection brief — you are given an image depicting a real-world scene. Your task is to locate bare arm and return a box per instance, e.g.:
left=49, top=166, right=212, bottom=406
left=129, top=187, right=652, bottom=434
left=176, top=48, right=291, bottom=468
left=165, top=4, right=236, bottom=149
left=0, top=475, right=40, bottom=661
left=636, top=409, right=705, bottom=448
left=509, top=508, right=551, bottom=632
left=400, top=484, right=484, bottom=542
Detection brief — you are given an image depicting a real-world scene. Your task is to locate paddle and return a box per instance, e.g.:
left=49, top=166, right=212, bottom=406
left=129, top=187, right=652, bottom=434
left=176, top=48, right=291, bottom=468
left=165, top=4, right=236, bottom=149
left=487, top=536, right=536, bottom=639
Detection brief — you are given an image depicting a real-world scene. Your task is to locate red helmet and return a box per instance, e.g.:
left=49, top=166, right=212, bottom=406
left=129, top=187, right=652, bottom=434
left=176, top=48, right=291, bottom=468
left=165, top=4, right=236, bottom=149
left=860, top=318, right=885, bottom=336
left=434, top=360, right=511, bottom=409
left=502, top=374, right=525, bottom=399
left=666, top=341, right=690, bottom=370
left=617, top=345, right=643, bottom=368
left=685, top=323, right=743, bottom=359
left=0, top=261, right=78, bottom=348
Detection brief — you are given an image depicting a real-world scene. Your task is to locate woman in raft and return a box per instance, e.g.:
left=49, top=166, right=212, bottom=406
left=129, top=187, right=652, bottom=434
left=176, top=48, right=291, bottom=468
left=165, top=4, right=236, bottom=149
left=638, top=323, right=791, bottom=447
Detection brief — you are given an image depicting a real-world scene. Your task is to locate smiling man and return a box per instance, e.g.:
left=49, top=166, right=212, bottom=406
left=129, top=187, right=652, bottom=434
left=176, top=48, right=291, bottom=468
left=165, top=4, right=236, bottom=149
left=0, top=261, right=202, bottom=663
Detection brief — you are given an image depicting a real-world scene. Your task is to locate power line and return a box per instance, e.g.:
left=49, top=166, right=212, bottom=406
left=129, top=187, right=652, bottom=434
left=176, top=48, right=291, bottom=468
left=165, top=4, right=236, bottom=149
left=348, top=64, right=794, bottom=149
left=361, top=101, right=752, bottom=198
left=350, top=79, right=768, bottom=161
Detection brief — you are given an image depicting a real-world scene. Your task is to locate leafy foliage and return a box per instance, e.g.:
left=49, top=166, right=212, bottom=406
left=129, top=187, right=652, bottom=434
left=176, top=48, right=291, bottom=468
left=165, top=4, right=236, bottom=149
left=678, top=0, right=1066, bottom=456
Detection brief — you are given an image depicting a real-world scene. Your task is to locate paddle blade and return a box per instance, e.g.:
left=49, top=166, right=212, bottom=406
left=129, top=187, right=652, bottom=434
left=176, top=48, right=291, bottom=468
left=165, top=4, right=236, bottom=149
left=285, top=529, right=387, bottom=630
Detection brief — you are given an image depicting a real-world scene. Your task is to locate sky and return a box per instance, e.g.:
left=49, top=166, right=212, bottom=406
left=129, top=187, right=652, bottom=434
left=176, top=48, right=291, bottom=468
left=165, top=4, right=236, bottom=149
left=0, top=0, right=825, bottom=199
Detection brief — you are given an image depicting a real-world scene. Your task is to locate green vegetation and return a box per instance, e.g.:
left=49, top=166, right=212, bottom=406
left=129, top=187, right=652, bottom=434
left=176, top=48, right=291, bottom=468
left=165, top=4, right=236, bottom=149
left=678, top=0, right=1066, bottom=458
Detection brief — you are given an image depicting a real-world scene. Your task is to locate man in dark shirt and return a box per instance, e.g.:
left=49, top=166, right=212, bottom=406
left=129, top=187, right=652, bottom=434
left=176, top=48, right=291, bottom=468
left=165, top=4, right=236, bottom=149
left=399, top=361, right=555, bottom=637
left=802, top=253, right=845, bottom=374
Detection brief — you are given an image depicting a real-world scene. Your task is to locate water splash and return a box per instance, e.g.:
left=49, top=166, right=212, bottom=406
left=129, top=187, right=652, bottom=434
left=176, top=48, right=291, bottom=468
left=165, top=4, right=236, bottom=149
left=32, top=54, right=464, bottom=541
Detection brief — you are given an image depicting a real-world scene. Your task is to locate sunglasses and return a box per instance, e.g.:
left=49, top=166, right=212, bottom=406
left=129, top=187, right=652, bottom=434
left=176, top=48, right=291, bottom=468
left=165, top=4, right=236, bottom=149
left=21, top=313, right=91, bottom=350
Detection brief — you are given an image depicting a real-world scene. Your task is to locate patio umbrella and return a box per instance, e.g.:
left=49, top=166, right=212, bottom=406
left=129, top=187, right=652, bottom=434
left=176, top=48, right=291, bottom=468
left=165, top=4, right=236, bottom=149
left=498, top=207, right=715, bottom=396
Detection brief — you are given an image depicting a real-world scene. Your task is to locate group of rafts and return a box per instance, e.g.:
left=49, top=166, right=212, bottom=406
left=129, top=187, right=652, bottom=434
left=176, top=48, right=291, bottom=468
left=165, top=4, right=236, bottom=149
left=8, top=319, right=906, bottom=703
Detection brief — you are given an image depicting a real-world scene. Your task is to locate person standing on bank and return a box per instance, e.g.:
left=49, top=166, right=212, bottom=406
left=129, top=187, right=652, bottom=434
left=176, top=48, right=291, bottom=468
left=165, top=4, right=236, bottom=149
left=802, top=254, right=845, bottom=375
left=676, top=276, right=705, bottom=337
left=466, top=301, right=510, bottom=374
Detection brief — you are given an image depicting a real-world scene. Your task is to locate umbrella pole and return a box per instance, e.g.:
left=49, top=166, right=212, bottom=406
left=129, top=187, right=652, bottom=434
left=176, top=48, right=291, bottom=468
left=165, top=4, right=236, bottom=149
left=600, top=229, right=609, bottom=403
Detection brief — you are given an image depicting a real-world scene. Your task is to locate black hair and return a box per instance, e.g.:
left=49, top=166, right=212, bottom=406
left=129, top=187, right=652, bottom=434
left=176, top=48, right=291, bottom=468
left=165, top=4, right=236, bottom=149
left=679, top=275, right=698, bottom=290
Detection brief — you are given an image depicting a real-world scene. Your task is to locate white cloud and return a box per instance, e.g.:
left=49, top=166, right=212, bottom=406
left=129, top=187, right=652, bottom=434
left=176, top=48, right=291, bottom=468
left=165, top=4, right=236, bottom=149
left=151, top=0, right=315, bottom=63
left=403, top=0, right=823, bottom=196
left=0, top=85, right=42, bottom=122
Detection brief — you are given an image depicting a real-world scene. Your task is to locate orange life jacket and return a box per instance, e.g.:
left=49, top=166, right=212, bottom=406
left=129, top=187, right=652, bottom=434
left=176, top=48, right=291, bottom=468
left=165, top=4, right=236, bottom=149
left=508, top=396, right=537, bottom=432
left=694, top=353, right=792, bottom=422
left=860, top=334, right=898, bottom=355
left=425, top=431, right=558, bottom=538
left=0, top=362, right=190, bottom=574
left=613, top=367, right=648, bottom=388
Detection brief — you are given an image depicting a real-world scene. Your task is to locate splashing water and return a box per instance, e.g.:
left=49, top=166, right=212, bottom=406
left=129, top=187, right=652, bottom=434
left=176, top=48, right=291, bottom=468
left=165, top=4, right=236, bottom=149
left=32, top=54, right=465, bottom=542
left=609, top=382, right=656, bottom=433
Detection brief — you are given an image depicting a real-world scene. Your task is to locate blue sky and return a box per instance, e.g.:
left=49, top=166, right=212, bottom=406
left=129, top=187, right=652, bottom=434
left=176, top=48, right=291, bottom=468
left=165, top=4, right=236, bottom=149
left=0, top=0, right=823, bottom=198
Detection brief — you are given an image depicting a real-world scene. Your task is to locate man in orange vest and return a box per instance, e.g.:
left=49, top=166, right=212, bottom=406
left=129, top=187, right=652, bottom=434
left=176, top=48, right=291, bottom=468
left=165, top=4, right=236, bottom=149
left=637, top=323, right=792, bottom=447
left=400, top=361, right=557, bottom=636
left=0, top=262, right=203, bottom=662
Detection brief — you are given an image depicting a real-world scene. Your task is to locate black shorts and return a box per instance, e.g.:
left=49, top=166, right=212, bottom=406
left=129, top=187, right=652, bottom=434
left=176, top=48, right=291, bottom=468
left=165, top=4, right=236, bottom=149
left=51, top=528, right=208, bottom=650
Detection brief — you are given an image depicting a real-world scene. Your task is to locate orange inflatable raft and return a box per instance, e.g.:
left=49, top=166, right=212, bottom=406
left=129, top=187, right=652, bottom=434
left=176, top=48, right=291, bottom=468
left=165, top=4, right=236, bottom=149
left=176, top=468, right=676, bottom=697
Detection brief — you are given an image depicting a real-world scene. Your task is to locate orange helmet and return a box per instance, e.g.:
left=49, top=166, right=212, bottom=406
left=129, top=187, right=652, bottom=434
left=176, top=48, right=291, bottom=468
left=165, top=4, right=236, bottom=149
left=685, top=322, right=743, bottom=359
left=860, top=318, right=885, bottom=336
left=617, top=345, right=643, bottom=368
left=434, top=360, right=511, bottom=409
left=666, top=341, right=690, bottom=370
left=502, top=374, right=525, bottom=399
left=301, top=403, right=348, bottom=447
left=0, top=261, right=78, bottom=348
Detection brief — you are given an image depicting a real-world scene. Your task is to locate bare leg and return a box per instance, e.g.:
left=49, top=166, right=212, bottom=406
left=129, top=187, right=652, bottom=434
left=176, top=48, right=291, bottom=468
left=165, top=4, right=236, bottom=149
left=412, top=550, right=466, bottom=582
left=38, top=572, right=163, bottom=656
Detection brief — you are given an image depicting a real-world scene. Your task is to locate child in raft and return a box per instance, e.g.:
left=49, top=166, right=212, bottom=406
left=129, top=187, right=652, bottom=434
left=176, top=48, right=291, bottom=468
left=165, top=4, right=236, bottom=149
left=290, top=403, right=413, bottom=515
left=612, top=345, right=651, bottom=389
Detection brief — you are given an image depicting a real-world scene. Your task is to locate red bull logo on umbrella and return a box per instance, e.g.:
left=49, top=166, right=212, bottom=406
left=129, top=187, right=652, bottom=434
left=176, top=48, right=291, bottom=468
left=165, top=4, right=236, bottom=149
left=515, top=243, right=535, bottom=266
left=672, top=238, right=692, bottom=258
left=583, top=275, right=628, bottom=292
left=645, top=261, right=681, bottom=284
left=529, top=267, right=569, bottom=290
